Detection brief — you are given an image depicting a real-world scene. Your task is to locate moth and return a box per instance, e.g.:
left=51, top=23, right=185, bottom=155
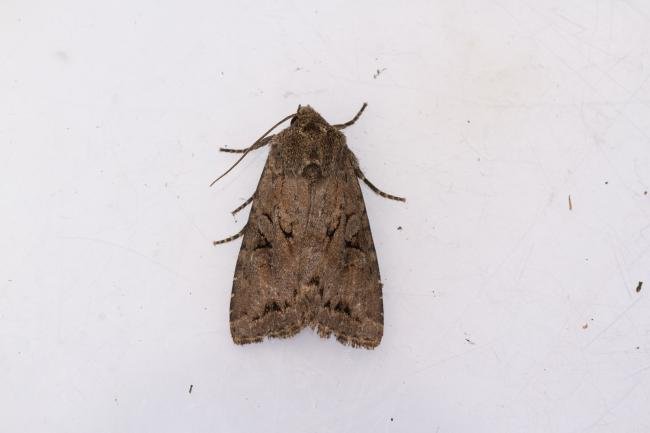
left=212, top=104, right=404, bottom=349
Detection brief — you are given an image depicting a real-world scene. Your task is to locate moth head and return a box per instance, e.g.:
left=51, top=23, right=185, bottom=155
left=291, top=105, right=329, bottom=133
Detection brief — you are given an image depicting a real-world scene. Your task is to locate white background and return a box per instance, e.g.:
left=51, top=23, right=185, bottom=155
left=2, top=1, right=649, bottom=432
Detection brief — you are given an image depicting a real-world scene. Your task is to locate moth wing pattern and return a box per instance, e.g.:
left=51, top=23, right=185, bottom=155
left=313, top=150, right=384, bottom=348
left=229, top=155, right=306, bottom=344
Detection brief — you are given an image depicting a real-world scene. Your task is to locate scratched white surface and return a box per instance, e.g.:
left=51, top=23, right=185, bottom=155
left=2, top=1, right=650, bottom=432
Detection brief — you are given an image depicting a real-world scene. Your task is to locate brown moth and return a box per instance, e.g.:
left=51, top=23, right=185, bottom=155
left=212, top=104, right=404, bottom=349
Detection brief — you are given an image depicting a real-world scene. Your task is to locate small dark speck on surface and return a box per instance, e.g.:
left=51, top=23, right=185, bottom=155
left=605, top=181, right=608, bottom=184
left=636, top=346, right=640, bottom=350
left=373, top=68, right=387, bottom=79
left=189, top=384, right=193, bottom=394
left=568, top=195, right=573, bottom=210
left=582, top=323, right=588, bottom=329
left=390, top=418, right=394, bottom=422
left=397, top=226, right=402, bottom=231
left=644, top=191, right=648, bottom=195
left=55, top=51, right=69, bottom=62
left=465, top=337, right=475, bottom=345
left=636, top=281, right=643, bottom=293
left=467, top=120, right=471, bottom=124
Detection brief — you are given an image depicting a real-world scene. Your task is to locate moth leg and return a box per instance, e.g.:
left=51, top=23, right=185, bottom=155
left=355, top=168, right=406, bottom=202
left=213, top=225, right=247, bottom=245
left=333, top=103, right=367, bottom=130
left=220, top=135, right=274, bottom=153
left=231, top=195, right=253, bottom=216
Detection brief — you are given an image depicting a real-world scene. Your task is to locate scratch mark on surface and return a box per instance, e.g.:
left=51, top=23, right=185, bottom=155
left=579, top=379, right=643, bottom=432
left=584, top=297, right=643, bottom=348
left=624, top=363, right=650, bottom=380
left=609, top=239, right=632, bottom=298
left=58, top=236, right=193, bottom=283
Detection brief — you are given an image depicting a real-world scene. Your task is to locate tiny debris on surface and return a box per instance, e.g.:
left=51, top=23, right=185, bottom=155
left=397, top=226, right=402, bottom=231
left=465, top=337, right=475, bottom=345
left=582, top=323, right=588, bottom=329
left=568, top=195, right=573, bottom=210
left=373, top=68, right=387, bottom=79
left=189, top=384, right=193, bottom=394
left=636, top=281, right=643, bottom=293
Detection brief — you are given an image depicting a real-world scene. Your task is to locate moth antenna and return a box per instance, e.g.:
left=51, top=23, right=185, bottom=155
left=334, top=103, right=368, bottom=129
left=210, top=113, right=295, bottom=187
left=220, top=135, right=274, bottom=154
